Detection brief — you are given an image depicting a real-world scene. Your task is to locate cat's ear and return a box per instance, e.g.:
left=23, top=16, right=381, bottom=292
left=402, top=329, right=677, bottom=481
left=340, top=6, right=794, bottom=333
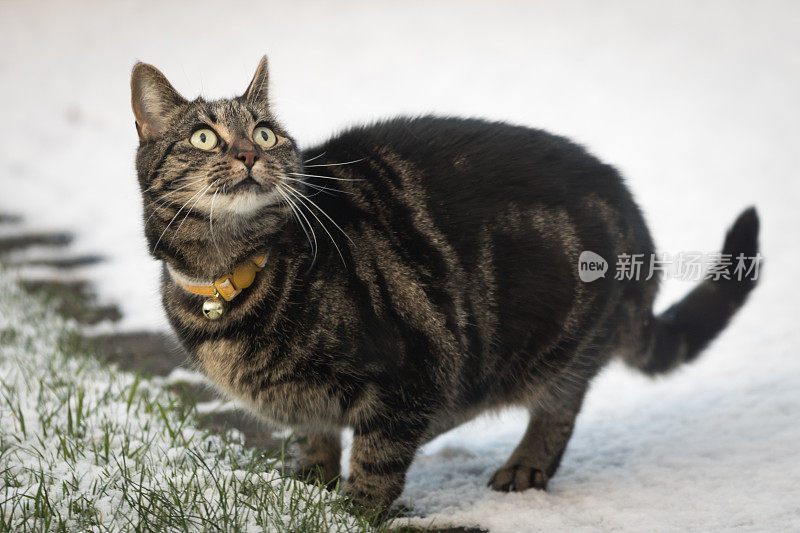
left=130, top=62, right=187, bottom=141
left=243, top=55, right=270, bottom=104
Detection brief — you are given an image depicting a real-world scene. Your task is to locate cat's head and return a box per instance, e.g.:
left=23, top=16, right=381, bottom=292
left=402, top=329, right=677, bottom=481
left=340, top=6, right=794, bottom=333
left=131, top=57, right=301, bottom=272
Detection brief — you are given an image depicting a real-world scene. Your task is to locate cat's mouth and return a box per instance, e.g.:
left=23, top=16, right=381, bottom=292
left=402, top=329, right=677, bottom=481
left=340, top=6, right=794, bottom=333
left=228, top=175, right=262, bottom=193
left=212, top=172, right=283, bottom=215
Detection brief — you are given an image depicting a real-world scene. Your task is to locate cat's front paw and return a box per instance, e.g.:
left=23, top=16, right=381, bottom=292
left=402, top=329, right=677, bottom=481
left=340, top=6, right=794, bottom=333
left=488, top=464, right=549, bottom=492
left=290, top=461, right=341, bottom=490
left=289, top=432, right=342, bottom=489
left=341, top=477, right=398, bottom=518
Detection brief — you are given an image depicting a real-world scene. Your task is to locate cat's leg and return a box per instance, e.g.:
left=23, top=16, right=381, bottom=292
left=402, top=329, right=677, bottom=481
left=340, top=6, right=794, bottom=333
left=343, top=418, right=424, bottom=511
left=292, top=429, right=342, bottom=489
left=488, top=387, right=586, bottom=492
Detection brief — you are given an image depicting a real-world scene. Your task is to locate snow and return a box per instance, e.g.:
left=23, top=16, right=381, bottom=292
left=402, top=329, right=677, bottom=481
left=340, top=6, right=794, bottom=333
left=195, top=399, right=239, bottom=416
left=2, top=0, right=799, bottom=531
left=165, top=367, right=211, bottom=387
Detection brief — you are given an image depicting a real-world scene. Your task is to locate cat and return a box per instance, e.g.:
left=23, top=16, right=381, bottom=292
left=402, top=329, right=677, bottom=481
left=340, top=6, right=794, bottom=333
left=130, top=56, right=760, bottom=512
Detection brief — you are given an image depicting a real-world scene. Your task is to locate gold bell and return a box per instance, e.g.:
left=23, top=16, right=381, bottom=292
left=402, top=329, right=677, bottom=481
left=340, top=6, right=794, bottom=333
left=202, top=297, right=225, bottom=320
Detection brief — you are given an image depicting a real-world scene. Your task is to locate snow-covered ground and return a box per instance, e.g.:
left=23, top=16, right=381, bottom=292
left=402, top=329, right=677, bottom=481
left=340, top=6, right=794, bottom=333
left=1, top=1, right=799, bottom=531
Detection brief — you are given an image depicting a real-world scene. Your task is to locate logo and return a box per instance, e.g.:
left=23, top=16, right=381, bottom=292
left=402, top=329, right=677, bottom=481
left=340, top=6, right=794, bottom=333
left=578, top=251, right=608, bottom=282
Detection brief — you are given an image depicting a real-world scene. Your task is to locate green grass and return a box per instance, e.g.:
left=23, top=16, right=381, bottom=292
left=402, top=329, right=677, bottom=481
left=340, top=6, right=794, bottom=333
left=0, top=271, right=391, bottom=532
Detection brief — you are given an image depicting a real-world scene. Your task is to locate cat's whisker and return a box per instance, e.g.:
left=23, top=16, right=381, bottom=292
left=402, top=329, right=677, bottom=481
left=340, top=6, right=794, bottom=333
left=143, top=179, right=208, bottom=227
left=303, top=151, right=327, bottom=164
left=280, top=175, right=350, bottom=196
left=281, top=184, right=345, bottom=265
left=279, top=183, right=319, bottom=262
left=288, top=172, right=365, bottom=182
left=171, top=182, right=214, bottom=246
left=304, top=158, right=365, bottom=168
left=143, top=200, right=172, bottom=227
left=142, top=175, right=178, bottom=193
left=142, top=169, right=197, bottom=192
left=276, top=184, right=317, bottom=265
left=283, top=183, right=355, bottom=247
left=169, top=175, right=207, bottom=186
left=152, top=183, right=211, bottom=253
left=280, top=184, right=318, bottom=256
left=145, top=178, right=206, bottom=207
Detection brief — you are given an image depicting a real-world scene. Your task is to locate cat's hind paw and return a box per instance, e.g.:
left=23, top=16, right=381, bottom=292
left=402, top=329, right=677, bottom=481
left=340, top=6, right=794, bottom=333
left=488, top=464, right=549, bottom=492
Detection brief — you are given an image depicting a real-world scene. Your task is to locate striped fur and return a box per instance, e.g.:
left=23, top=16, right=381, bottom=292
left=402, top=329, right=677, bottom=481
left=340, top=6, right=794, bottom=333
left=131, top=60, right=760, bottom=510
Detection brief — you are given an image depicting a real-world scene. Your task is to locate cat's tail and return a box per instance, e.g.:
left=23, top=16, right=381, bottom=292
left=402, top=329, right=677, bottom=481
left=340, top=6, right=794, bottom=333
left=626, top=207, right=761, bottom=375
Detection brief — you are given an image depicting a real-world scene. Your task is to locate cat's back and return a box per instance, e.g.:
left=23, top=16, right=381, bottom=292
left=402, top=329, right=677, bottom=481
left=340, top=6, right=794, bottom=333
left=309, top=115, right=650, bottom=260
left=314, top=115, right=633, bottom=211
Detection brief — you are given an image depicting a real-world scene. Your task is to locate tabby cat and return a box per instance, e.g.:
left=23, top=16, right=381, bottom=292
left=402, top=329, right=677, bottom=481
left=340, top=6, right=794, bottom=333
left=130, top=57, right=760, bottom=511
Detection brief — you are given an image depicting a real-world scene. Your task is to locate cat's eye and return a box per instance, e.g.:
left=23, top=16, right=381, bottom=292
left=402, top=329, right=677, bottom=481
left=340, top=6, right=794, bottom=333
left=190, top=128, right=218, bottom=151
left=253, top=126, right=278, bottom=149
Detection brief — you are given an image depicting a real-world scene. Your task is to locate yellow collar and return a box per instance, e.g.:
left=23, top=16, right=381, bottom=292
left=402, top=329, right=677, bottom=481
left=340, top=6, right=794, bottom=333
left=168, top=253, right=269, bottom=302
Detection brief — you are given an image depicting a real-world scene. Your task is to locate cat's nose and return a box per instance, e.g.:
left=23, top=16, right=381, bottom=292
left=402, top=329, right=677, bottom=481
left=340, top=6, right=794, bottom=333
left=237, top=151, right=259, bottom=169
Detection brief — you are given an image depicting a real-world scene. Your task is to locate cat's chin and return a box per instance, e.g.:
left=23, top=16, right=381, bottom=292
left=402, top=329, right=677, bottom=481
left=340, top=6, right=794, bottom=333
left=213, top=188, right=283, bottom=217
